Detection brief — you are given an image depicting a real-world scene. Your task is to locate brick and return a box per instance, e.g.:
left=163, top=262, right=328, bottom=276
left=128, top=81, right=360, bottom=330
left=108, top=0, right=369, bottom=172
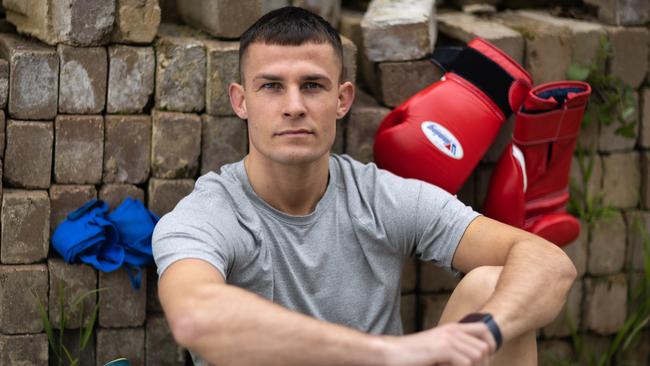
left=96, top=327, right=145, bottom=366
left=152, top=110, right=202, bottom=178
left=0, top=34, right=58, bottom=120
left=602, top=152, right=640, bottom=209
left=345, top=93, right=390, bottom=163
left=377, top=60, right=442, bottom=108
left=59, top=329, right=95, bottom=366
left=0, top=58, right=7, bottom=109
left=606, top=26, right=649, bottom=89
left=419, top=261, right=460, bottom=292
left=155, top=25, right=206, bottom=112
left=569, top=153, right=602, bottom=201
left=112, top=0, right=162, bottom=44
left=147, top=179, right=195, bottom=217
left=54, top=115, right=104, bottom=184
left=99, top=269, right=146, bottom=328
left=293, top=0, right=341, bottom=27
left=588, top=212, right=626, bottom=275
left=642, top=152, right=650, bottom=210
left=49, top=185, right=97, bottom=234
left=577, top=118, right=600, bottom=152
left=516, top=11, right=606, bottom=67
left=622, top=330, right=650, bottom=366
left=584, top=0, right=650, bottom=26
left=201, top=115, right=247, bottom=175
left=205, top=39, right=239, bottom=116
left=48, top=258, right=97, bottom=329
left=436, top=12, right=524, bottom=64
left=98, top=184, right=145, bottom=211
left=341, top=35, right=357, bottom=84
left=177, top=0, right=281, bottom=39
left=3, top=0, right=115, bottom=46
left=624, top=211, right=650, bottom=272
left=400, top=294, right=417, bottom=335
left=563, top=220, right=588, bottom=277
left=0, top=334, right=48, bottom=365
left=537, top=339, right=573, bottom=365
left=361, top=0, right=436, bottom=62
left=541, top=280, right=582, bottom=337
left=0, top=110, right=5, bottom=159
left=107, top=45, right=155, bottom=114
left=420, top=293, right=450, bottom=329
left=332, top=118, right=345, bottom=155
left=640, top=89, right=650, bottom=148
left=584, top=274, right=627, bottom=335
left=104, top=115, right=152, bottom=184
left=160, top=0, right=181, bottom=23
left=146, top=314, right=186, bottom=366
left=58, top=45, right=107, bottom=114
left=401, top=257, right=417, bottom=294
left=146, top=266, right=163, bottom=313
left=340, top=10, right=364, bottom=84
left=581, top=333, right=611, bottom=360
left=496, top=11, right=572, bottom=85
left=598, top=92, right=639, bottom=152
left=0, top=264, right=48, bottom=334
left=1, top=190, right=50, bottom=264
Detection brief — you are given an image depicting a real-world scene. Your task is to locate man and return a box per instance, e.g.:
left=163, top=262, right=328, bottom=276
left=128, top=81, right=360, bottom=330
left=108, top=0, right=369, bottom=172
left=153, top=6, right=576, bottom=366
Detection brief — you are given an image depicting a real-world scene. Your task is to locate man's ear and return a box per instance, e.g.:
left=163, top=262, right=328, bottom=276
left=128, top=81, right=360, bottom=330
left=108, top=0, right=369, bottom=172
left=229, top=82, right=248, bottom=119
left=336, top=81, right=355, bottom=119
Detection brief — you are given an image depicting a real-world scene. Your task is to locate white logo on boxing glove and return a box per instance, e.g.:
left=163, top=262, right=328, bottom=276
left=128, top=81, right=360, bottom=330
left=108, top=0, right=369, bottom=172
left=421, top=121, right=464, bottom=160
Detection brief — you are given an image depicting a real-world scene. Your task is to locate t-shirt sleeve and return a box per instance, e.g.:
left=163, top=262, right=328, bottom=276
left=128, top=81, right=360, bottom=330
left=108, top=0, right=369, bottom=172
left=412, top=181, right=481, bottom=271
left=152, top=191, right=237, bottom=280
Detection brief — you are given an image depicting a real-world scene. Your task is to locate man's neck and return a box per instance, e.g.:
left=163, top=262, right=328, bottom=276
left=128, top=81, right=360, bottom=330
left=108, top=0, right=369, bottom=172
left=244, top=154, right=331, bottom=216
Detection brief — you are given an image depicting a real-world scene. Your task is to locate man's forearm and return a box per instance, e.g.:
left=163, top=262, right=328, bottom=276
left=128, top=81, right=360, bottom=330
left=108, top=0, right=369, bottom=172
left=480, top=239, right=577, bottom=342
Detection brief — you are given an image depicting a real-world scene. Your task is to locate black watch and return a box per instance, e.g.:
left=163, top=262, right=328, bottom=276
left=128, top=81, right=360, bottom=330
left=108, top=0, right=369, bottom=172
left=459, top=312, right=503, bottom=350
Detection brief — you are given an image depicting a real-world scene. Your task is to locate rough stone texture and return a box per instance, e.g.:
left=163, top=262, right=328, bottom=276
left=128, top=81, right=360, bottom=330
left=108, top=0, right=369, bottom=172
left=112, top=0, right=162, bottom=44
left=577, top=117, right=600, bottom=152
left=146, top=266, right=163, bottom=313
left=538, top=339, right=574, bottom=365
left=201, top=114, right=247, bottom=175
left=622, top=330, right=650, bottom=366
left=147, top=179, right=195, bottom=217
left=146, top=314, right=186, bottom=366
left=401, top=257, right=417, bottom=294
left=345, top=92, right=390, bottom=163
left=400, top=294, right=417, bottom=334
left=160, top=0, right=181, bottom=23
left=49, top=185, right=97, bottom=234
left=541, top=280, right=582, bottom=337
left=0, top=110, right=5, bottom=159
left=584, top=274, right=627, bottom=335
left=155, top=24, right=206, bottom=112
left=516, top=11, right=606, bottom=67
left=420, top=293, right=450, bottom=329
left=361, top=0, right=436, bottom=62
left=588, top=212, right=626, bottom=275
left=98, top=268, right=146, bottom=328
left=606, top=26, right=649, bottom=89
left=293, top=0, right=341, bottom=27
left=1, top=190, right=50, bottom=264
left=602, top=152, right=640, bottom=209
left=642, top=151, right=650, bottom=210
left=640, top=89, right=650, bottom=148
left=436, top=12, right=524, bottom=64
left=48, top=258, right=97, bottom=329
left=623, top=211, right=650, bottom=272
left=377, top=60, right=442, bottom=108
left=341, top=35, right=358, bottom=84
left=152, top=110, right=202, bottom=179
left=340, top=9, right=364, bottom=81
left=570, top=153, right=602, bottom=201
left=419, top=262, right=460, bottom=292
left=3, top=0, right=115, bottom=46
left=584, top=0, right=650, bottom=26
left=205, top=39, right=239, bottom=116
left=99, top=184, right=146, bottom=211
left=0, top=334, right=48, bottom=366
left=0, top=58, right=8, bottom=109
left=563, top=220, right=588, bottom=277
left=496, top=11, right=571, bottom=85
left=103, top=115, right=152, bottom=184
left=54, top=115, right=104, bottom=184
left=178, top=0, right=286, bottom=39
left=107, top=45, right=155, bottom=113
left=0, top=264, right=48, bottom=334
left=598, top=92, right=638, bottom=152
left=0, top=33, right=58, bottom=120
left=60, top=329, right=95, bottom=366
left=58, top=45, right=107, bottom=114
left=96, top=327, right=145, bottom=366
left=580, top=334, right=611, bottom=362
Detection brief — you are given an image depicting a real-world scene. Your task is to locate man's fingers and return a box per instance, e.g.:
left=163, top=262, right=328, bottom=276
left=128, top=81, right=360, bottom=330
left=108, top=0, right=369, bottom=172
left=456, top=322, right=498, bottom=353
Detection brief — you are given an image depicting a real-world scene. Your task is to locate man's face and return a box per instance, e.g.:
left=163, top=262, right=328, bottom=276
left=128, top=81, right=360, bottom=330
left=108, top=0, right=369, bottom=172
left=229, top=42, right=354, bottom=166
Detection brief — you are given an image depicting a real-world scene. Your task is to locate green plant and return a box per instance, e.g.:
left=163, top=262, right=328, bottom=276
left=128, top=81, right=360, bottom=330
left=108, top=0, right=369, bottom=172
left=33, top=282, right=102, bottom=366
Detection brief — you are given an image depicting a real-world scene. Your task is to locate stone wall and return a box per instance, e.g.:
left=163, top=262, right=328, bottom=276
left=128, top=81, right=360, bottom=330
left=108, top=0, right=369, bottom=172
left=0, top=0, right=647, bottom=365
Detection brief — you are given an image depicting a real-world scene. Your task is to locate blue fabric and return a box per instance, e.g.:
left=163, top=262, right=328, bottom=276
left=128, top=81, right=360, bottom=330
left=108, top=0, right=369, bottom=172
left=52, top=197, right=159, bottom=290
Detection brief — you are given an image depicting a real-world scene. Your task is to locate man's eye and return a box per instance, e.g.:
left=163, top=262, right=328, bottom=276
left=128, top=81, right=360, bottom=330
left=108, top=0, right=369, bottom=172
left=303, top=82, right=322, bottom=90
left=261, top=83, right=281, bottom=90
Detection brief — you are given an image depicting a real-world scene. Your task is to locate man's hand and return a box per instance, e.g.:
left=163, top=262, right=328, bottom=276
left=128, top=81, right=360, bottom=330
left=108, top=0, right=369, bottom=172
left=382, top=322, right=496, bottom=366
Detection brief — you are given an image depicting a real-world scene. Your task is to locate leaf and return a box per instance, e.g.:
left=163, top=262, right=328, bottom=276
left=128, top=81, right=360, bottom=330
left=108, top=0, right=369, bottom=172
left=567, top=63, right=591, bottom=81
left=621, top=106, right=636, bottom=121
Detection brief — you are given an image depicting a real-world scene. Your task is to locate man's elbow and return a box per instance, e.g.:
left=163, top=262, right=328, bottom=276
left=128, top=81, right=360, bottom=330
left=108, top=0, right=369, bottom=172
left=168, top=310, right=202, bottom=348
left=548, top=242, right=578, bottom=289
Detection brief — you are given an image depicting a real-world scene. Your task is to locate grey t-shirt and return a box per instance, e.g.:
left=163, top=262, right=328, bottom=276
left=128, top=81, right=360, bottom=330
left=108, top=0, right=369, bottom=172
left=153, top=154, right=479, bottom=335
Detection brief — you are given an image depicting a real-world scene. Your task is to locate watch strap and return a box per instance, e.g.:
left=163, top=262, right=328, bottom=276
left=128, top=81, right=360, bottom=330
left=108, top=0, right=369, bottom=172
left=459, top=312, right=503, bottom=350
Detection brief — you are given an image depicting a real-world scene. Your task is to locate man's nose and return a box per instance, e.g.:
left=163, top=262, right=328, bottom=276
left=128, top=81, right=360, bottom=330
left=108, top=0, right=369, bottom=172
left=282, top=86, right=306, bottom=119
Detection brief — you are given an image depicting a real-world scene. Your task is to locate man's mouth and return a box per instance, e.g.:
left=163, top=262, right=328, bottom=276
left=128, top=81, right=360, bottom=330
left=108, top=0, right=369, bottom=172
left=275, top=129, right=313, bottom=136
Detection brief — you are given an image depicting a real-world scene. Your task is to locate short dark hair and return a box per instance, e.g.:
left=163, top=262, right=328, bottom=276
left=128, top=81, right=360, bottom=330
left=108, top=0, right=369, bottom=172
left=239, top=6, right=344, bottom=82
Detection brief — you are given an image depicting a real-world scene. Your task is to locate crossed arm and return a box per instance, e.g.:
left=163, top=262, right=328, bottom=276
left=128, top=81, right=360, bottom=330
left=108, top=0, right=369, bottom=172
left=158, top=216, right=576, bottom=365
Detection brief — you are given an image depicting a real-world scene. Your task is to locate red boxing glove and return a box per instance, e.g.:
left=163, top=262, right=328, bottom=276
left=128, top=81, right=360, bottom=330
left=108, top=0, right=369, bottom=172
left=373, top=38, right=532, bottom=194
left=483, top=81, right=592, bottom=246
